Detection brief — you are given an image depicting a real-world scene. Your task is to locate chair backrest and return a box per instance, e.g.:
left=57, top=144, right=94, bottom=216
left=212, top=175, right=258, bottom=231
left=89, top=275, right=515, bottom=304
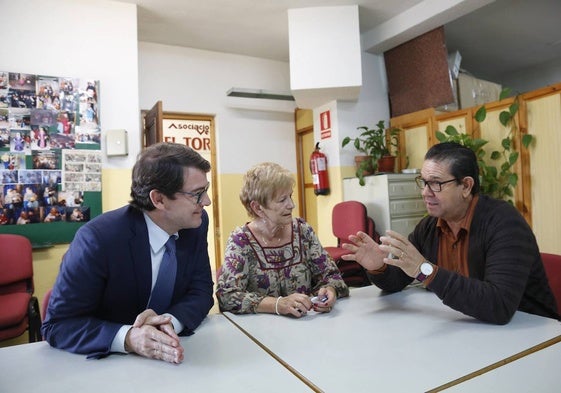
left=332, top=201, right=368, bottom=245
left=0, top=234, right=33, bottom=294
left=541, top=252, right=561, bottom=309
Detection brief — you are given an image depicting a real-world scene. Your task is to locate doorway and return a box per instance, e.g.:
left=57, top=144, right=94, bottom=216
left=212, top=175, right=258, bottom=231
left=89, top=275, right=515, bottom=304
left=143, top=102, right=221, bottom=270
left=295, top=108, right=318, bottom=231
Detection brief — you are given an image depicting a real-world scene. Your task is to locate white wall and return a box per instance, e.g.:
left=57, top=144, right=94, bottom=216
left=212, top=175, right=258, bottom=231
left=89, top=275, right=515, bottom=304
left=138, top=42, right=296, bottom=174
left=337, top=52, right=390, bottom=167
left=0, top=0, right=140, bottom=169
left=501, top=58, right=561, bottom=94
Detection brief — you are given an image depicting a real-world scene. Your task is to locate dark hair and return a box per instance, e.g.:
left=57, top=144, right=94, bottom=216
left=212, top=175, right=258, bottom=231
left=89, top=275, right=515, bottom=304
left=425, top=141, right=480, bottom=194
left=129, top=143, right=210, bottom=210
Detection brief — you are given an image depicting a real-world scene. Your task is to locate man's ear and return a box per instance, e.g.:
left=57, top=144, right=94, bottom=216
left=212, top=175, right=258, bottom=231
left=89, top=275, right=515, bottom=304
left=462, top=176, right=475, bottom=197
left=149, top=189, right=165, bottom=209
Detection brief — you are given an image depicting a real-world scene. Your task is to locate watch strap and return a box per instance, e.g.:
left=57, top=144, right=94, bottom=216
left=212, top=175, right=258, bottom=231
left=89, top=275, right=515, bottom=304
left=416, top=261, right=433, bottom=282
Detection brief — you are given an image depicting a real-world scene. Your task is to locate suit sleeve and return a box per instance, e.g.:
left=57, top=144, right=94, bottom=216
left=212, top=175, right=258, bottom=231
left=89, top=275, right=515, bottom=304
left=41, top=223, right=122, bottom=358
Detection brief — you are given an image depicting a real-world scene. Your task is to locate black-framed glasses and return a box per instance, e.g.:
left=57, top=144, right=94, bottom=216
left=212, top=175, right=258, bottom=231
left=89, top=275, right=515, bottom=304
left=176, top=182, right=210, bottom=204
left=415, top=176, right=458, bottom=193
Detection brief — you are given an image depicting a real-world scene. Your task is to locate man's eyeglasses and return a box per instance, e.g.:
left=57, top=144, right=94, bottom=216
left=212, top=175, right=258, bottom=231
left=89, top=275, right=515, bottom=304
left=415, top=176, right=458, bottom=193
left=176, top=182, right=210, bottom=204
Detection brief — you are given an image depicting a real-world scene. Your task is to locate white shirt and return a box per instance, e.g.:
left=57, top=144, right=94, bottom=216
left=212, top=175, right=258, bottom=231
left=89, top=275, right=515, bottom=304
left=110, top=213, right=184, bottom=353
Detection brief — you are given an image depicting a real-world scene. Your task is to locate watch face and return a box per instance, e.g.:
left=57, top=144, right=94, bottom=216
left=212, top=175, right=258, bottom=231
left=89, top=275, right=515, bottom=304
left=421, top=262, right=433, bottom=275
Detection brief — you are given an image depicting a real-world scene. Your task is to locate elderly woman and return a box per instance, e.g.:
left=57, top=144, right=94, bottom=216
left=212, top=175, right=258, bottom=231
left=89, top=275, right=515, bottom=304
left=216, top=162, right=349, bottom=317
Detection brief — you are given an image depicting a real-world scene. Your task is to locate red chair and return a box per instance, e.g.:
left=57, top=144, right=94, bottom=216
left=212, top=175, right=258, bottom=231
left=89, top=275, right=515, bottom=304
left=541, top=252, right=561, bottom=310
left=0, top=234, right=41, bottom=343
left=325, top=201, right=377, bottom=287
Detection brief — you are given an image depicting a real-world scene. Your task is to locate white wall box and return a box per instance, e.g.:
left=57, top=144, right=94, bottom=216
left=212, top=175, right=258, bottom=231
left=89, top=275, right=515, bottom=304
left=106, top=129, right=128, bottom=156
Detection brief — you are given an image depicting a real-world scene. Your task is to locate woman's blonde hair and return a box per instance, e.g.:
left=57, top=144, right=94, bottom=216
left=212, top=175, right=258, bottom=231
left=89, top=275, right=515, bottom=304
left=240, top=162, right=295, bottom=218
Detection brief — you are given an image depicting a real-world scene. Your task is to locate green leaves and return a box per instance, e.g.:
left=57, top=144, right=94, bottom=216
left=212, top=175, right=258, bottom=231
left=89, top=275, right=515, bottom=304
left=343, top=120, right=402, bottom=184
left=474, top=106, right=487, bottom=122
left=342, top=121, right=399, bottom=160
left=499, top=87, right=512, bottom=101
left=435, top=89, right=534, bottom=203
left=522, top=134, right=533, bottom=148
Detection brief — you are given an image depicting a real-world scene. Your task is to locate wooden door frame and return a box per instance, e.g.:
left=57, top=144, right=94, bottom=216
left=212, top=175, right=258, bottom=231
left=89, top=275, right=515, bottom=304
left=295, top=124, right=313, bottom=220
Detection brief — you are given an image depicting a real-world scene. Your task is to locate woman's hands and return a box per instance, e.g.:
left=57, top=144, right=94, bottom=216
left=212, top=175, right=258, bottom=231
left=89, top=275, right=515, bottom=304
left=271, top=286, right=338, bottom=317
left=341, top=229, right=424, bottom=278
left=275, top=293, right=313, bottom=318
left=311, top=286, right=337, bottom=313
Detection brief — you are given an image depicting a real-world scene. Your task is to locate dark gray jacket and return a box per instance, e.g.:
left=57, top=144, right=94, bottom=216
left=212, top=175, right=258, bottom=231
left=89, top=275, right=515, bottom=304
left=368, top=195, right=559, bottom=324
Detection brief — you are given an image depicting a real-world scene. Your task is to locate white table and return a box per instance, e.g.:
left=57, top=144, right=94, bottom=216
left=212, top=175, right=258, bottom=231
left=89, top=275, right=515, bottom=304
left=224, top=285, right=561, bottom=392
left=0, top=314, right=313, bottom=393
left=442, top=341, right=561, bottom=392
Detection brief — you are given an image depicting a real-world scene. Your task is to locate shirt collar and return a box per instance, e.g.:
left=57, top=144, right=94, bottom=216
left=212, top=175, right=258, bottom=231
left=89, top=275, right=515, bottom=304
left=143, top=212, right=178, bottom=253
left=437, top=194, right=479, bottom=234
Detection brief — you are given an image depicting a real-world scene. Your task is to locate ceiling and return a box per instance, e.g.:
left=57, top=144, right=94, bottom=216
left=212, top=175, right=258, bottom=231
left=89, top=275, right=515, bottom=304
left=120, top=0, right=561, bottom=89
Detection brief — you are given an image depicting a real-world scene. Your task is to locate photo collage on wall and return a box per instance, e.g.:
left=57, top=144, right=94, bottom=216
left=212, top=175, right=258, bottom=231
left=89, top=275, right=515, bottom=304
left=0, top=71, right=101, bottom=226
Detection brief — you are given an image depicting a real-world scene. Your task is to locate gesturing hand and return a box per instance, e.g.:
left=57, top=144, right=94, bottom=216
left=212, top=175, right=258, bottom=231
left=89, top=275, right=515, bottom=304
left=341, top=231, right=386, bottom=271
left=125, top=309, right=184, bottom=364
left=378, top=230, right=424, bottom=278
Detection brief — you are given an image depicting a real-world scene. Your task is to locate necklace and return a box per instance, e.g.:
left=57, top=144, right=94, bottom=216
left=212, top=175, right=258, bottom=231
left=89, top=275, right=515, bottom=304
left=257, top=222, right=285, bottom=246
left=260, top=233, right=282, bottom=246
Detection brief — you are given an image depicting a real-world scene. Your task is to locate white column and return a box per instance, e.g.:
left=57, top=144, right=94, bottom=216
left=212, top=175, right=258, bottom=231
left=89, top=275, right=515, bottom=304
left=288, top=6, right=362, bottom=109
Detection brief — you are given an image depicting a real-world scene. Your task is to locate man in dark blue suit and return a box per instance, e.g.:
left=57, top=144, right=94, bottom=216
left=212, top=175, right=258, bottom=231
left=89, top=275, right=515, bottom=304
left=42, top=143, right=214, bottom=364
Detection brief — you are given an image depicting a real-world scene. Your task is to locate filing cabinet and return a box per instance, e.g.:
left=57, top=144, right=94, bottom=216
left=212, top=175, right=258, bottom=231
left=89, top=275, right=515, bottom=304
left=343, top=173, right=426, bottom=236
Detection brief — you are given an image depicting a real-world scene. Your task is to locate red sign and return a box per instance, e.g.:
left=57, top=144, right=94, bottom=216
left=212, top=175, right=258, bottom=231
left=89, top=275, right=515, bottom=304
left=320, top=110, right=331, bottom=139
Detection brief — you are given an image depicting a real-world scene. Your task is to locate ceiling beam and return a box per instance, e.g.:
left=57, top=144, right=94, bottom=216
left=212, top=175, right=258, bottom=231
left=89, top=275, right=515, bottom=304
left=361, top=0, right=495, bottom=54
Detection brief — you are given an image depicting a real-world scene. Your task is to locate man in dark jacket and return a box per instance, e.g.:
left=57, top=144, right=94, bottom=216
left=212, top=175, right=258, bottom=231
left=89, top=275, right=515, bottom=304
left=42, top=143, right=214, bottom=362
left=342, top=142, right=558, bottom=324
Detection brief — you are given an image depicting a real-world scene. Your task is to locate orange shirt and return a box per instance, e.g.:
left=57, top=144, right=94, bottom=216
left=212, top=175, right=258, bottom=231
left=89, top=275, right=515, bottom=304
left=435, top=195, right=479, bottom=277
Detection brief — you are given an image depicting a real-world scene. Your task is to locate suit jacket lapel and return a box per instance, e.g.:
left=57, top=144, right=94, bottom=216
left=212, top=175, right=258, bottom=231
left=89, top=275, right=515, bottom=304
left=128, top=208, right=153, bottom=308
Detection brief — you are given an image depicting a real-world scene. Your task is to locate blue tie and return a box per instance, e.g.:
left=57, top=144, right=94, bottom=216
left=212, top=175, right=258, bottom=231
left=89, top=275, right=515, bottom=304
left=148, top=236, right=177, bottom=314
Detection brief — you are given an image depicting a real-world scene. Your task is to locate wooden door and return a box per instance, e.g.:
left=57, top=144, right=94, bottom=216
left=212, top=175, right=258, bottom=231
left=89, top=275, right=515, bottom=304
left=144, top=101, right=162, bottom=147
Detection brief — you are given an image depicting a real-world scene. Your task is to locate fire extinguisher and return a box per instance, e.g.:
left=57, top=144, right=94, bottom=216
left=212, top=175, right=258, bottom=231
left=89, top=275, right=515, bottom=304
left=310, top=142, right=330, bottom=195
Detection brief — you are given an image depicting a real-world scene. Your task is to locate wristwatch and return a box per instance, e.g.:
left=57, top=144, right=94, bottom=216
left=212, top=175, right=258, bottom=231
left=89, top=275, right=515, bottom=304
left=416, top=261, right=434, bottom=282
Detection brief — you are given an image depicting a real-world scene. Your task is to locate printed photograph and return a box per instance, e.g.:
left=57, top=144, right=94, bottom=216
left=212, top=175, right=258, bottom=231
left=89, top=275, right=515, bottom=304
left=10, top=130, right=31, bottom=154
left=32, top=150, right=60, bottom=170
left=0, top=152, right=25, bottom=170
left=59, top=77, right=79, bottom=113
left=37, top=75, right=61, bottom=111
left=1, top=170, right=18, bottom=184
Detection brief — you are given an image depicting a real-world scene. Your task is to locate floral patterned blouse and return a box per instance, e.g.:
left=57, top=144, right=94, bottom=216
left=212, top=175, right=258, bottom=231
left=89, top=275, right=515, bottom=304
left=216, top=217, right=349, bottom=313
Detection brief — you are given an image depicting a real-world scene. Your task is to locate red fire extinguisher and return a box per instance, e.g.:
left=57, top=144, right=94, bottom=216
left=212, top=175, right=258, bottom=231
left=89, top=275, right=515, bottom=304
left=310, top=142, right=330, bottom=195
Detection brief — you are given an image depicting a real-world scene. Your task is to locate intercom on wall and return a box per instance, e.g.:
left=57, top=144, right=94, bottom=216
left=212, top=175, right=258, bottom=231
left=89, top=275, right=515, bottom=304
left=106, top=129, right=128, bottom=156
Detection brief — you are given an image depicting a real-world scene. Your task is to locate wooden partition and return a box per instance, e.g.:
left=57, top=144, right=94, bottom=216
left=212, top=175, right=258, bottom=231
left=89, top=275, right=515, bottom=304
left=390, top=82, right=561, bottom=254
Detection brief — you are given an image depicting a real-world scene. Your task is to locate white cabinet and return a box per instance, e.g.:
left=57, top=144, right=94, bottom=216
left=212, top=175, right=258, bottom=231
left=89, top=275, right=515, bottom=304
left=343, top=174, right=425, bottom=236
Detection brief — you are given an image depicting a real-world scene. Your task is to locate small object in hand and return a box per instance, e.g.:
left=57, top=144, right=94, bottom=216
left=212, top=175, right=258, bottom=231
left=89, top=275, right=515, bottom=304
left=311, top=295, right=328, bottom=304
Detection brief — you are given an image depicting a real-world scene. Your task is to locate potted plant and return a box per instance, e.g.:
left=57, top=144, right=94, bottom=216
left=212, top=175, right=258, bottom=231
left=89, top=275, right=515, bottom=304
left=436, top=88, right=534, bottom=203
left=341, top=120, right=400, bottom=185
